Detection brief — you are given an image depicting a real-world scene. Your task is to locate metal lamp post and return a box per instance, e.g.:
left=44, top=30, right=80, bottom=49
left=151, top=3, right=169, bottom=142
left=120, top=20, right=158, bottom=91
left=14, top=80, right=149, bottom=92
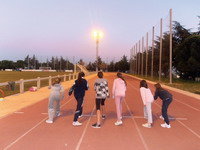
left=93, top=30, right=103, bottom=72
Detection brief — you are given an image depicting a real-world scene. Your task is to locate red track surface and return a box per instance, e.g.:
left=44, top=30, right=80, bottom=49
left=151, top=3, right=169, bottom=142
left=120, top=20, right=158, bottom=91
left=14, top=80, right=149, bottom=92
left=0, top=74, right=200, bottom=150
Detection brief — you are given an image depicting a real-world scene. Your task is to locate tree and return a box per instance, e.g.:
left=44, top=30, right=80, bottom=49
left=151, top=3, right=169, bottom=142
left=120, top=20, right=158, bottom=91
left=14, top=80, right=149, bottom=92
left=86, top=62, right=95, bottom=71
left=78, top=59, right=85, bottom=66
left=0, top=60, right=14, bottom=69
left=115, top=55, right=130, bottom=72
left=107, top=61, right=115, bottom=72
left=174, top=35, right=200, bottom=80
left=15, top=60, right=25, bottom=69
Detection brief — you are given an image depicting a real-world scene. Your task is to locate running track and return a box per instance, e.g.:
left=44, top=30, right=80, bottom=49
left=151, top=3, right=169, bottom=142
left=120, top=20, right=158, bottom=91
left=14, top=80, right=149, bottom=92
left=0, top=73, right=200, bottom=150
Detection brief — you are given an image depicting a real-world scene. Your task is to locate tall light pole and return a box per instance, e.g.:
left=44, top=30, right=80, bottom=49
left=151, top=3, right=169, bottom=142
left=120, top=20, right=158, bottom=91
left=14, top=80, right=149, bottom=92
left=92, top=30, right=103, bottom=72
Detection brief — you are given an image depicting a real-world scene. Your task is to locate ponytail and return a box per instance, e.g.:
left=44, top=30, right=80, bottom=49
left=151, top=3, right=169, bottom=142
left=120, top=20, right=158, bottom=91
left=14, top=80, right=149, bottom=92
left=117, top=72, right=127, bottom=86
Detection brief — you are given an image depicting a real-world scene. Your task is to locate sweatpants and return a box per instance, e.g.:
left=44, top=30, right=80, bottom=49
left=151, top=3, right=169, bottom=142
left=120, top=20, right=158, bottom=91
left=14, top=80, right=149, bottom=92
left=143, top=102, right=153, bottom=124
left=162, top=98, right=172, bottom=125
left=115, top=96, right=124, bottom=121
left=73, top=97, right=84, bottom=122
left=48, top=94, right=61, bottom=121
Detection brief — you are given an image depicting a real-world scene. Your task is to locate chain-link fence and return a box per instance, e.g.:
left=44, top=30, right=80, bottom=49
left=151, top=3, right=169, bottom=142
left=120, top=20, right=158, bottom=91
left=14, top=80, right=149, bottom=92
left=130, top=9, right=173, bottom=83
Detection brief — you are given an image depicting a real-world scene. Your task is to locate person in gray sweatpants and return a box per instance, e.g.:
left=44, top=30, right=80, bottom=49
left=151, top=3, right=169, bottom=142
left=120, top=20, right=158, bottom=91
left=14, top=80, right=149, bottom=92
left=46, top=78, right=64, bottom=124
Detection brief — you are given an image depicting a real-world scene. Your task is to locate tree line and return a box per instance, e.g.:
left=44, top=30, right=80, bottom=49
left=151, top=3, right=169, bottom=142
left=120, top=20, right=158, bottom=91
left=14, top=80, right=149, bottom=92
left=131, top=18, right=200, bottom=80
left=0, top=54, right=130, bottom=72
left=0, top=55, right=74, bottom=70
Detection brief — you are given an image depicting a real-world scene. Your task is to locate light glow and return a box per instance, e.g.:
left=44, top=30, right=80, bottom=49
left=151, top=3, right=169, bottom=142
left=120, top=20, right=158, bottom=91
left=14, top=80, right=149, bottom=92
left=92, top=30, right=104, bottom=40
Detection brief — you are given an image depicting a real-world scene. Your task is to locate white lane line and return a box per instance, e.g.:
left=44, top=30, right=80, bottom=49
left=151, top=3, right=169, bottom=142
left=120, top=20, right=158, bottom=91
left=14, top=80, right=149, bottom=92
left=154, top=101, right=200, bottom=139
left=82, top=114, right=96, bottom=117
left=14, top=112, right=24, bottom=114
left=75, top=106, right=95, bottom=150
left=3, top=98, right=73, bottom=150
left=177, top=120, right=200, bottom=139
left=128, top=79, right=200, bottom=112
left=133, top=115, right=187, bottom=120
left=174, top=98, right=200, bottom=112
left=124, top=99, right=149, bottom=150
left=3, top=118, right=47, bottom=150
left=41, top=113, right=48, bottom=115
left=64, top=143, right=68, bottom=150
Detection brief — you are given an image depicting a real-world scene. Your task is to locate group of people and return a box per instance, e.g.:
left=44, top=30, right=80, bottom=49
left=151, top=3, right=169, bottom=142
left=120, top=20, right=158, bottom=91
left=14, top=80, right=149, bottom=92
left=45, top=71, right=173, bottom=129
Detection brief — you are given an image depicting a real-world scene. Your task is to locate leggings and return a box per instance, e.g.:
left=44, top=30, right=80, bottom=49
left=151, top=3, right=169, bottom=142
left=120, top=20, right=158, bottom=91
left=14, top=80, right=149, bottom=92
left=162, top=98, right=172, bottom=125
left=73, top=97, right=84, bottom=122
left=115, top=96, right=124, bottom=121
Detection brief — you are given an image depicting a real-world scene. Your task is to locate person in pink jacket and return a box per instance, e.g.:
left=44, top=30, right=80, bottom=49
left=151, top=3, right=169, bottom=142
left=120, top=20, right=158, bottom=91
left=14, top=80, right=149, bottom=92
left=112, top=72, right=127, bottom=126
left=140, top=80, right=154, bottom=128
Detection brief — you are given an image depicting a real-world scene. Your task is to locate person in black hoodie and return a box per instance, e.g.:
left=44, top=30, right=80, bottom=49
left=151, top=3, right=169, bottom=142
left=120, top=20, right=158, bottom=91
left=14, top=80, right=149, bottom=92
left=154, top=83, right=173, bottom=128
left=71, top=72, right=89, bottom=126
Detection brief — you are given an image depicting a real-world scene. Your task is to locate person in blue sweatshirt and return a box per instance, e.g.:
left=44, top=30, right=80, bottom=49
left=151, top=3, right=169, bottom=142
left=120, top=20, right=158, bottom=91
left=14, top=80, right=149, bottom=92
left=70, top=72, right=89, bottom=126
left=154, top=83, right=173, bottom=128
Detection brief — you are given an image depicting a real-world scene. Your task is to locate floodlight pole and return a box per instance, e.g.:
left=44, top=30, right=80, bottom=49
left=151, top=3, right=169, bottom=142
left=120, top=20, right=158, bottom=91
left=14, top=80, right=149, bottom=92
left=96, top=39, right=99, bottom=72
left=169, top=9, right=173, bottom=84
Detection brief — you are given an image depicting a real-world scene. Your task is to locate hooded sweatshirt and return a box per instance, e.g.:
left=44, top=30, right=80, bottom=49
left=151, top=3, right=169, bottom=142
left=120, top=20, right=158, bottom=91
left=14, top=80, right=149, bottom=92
left=112, top=78, right=126, bottom=97
left=140, top=87, right=154, bottom=105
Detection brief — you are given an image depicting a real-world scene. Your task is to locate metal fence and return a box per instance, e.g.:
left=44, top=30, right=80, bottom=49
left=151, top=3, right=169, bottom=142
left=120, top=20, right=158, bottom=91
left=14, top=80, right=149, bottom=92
left=130, top=9, right=173, bottom=83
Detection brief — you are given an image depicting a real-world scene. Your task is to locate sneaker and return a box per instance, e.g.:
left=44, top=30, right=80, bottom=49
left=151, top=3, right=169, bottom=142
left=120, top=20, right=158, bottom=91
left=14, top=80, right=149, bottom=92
left=56, top=113, right=61, bottom=117
left=102, top=115, right=106, bottom=120
left=78, top=115, right=83, bottom=118
left=161, top=123, right=171, bottom=128
left=92, top=123, right=101, bottom=128
left=142, top=123, right=151, bottom=128
left=46, top=120, right=53, bottom=124
left=114, top=121, right=123, bottom=126
left=72, top=121, right=82, bottom=126
left=159, top=115, right=164, bottom=120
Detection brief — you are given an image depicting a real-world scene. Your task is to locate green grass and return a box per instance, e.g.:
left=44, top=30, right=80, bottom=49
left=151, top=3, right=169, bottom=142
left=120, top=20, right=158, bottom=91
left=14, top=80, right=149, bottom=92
left=0, top=71, right=69, bottom=83
left=0, top=71, right=71, bottom=97
left=130, top=74, right=200, bottom=95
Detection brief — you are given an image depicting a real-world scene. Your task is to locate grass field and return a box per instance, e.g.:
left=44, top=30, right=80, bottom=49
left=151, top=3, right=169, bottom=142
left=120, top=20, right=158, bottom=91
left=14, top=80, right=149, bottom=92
left=0, top=71, right=71, bottom=97
left=131, top=74, right=200, bottom=95
left=0, top=71, right=70, bottom=83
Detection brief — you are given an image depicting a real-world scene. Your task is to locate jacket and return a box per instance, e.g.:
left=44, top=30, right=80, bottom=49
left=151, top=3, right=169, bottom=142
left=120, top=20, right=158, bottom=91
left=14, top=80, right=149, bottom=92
left=140, top=87, right=154, bottom=105
left=94, top=78, right=109, bottom=99
left=154, top=89, right=172, bottom=101
left=72, top=78, right=89, bottom=99
left=112, top=78, right=126, bottom=97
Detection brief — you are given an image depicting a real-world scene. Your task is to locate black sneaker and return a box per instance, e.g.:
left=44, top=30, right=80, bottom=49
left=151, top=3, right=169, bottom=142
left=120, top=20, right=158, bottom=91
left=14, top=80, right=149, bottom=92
left=92, top=123, right=101, bottom=128
left=102, top=115, right=106, bottom=120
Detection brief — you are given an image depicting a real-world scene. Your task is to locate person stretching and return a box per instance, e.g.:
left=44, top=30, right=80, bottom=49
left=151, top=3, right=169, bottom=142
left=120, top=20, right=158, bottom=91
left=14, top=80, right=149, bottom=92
left=92, top=71, right=109, bottom=128
left=140, top=80, right=154, bottom=128
left=112, top=72, right=127, bottom=126
left=154, top=83, right=173, bottom=128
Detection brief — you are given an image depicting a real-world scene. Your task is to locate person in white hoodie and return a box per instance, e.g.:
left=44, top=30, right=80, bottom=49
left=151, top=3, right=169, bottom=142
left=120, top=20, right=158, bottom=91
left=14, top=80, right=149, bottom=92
left=139, top=80, right=154, bottom=128
left=112, top=72, right=127, bottom=126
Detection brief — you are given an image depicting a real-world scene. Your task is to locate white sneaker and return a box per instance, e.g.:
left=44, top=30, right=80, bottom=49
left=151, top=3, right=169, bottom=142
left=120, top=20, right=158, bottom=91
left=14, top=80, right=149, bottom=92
left=72, top=121, right=82, bottom=126
left=142, top=123, right=152, bottom=128
left=46, top=120, right=53, bottom=124
left=161, top=123, right=171, bottom=128
left=114, top=121, right=123, bottom=126
left=159, top=115, right=164, bottom=120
